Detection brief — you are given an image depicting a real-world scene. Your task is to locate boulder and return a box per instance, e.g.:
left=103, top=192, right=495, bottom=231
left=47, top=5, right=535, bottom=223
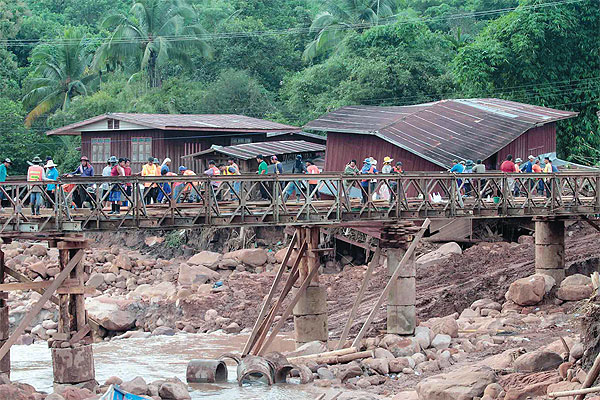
left=557, top=285, right=593, bottom=301
left=513, top=351, right=563, bottom=373
left=362, top=358, right=389, bottom=375
left=26, top=244, right=48, bottom=257
left=115, top=253, right=132, bottom=270
left=86, top=296, right=136, bottom=331
left=105, top=376, right=123, bottom=385
left=158, top=382, right=191, bottom=400
left=152, top=326, right=175, bottom=336
left=374, top=347, right=395, bottom=360
left=556, top=274, right=593, bottom=301
left=414, top=326, right=433, bottom=349
left=286, top=341, right=327, bottom=357
left=317, top=367, right=335, bottom=380
left=121, top=377, right=149, bottom=395
left=45, top=394, right=65, bottom=400
left=274, top=248, right=298, bottom=267
left=423, top=316, right=459, bottom=338
left=42, top=320, right=58, bottom=330
left=56, top=386, right=93, bottom=400
left=177, top=264, right=220, bottom=287
left=86, top=273, right=105, bottom=289
left=144, top=236, right=165, bottom=247
left=337, top=364, right=363, bottom=382
left=389, top=357, right=412, bottom=373
left=223, top=322, right=241, bottom=334
left=0, top=384, right=35, bottom=400
left=29, top=261, right=48, bottom=278
left=534, top=273, right=557, bottom=293
left=547, top=381, right=581, bottom=397
left=380, top=335, right=421, bottom=357
left=187, top=251, right=222, bottom=269
left=131, top=282, right=177, bottom=300
left=506, top=275, right=546, bottom=306
left=416, top=242, right=462, bottom=268
left=431, top=334, right=452, bottom=350
left=224, top=248, right=268, bottom=267
left=416, top=366, right=496, bottom=400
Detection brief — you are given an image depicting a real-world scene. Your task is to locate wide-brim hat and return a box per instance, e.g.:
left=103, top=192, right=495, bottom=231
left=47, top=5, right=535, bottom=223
left=31, top=156, right=43, bottom=164
left=515, top=158, right=522, bottom=163
left=3, top=158, right=12, bottom=164
left=363, top=158, right=370, bottom=163
left=384, top=156, right=393, bottom=163
left=45, top=160, right=57, bottom=168
left=465, top=160, right=474, bottom=167
left=108, top=156, right=118, bottom=164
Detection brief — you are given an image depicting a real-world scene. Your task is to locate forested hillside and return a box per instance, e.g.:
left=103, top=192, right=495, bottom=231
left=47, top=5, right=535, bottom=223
left=0, top=0, right=598, bottom=173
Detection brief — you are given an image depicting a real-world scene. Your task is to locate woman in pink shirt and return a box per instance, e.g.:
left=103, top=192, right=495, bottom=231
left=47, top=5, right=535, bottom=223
left=306, top=160, right=320, bottom=199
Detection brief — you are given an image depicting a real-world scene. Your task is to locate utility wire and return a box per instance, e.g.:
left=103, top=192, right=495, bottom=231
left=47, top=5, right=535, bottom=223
left=0, top=0, right=588, bottom=47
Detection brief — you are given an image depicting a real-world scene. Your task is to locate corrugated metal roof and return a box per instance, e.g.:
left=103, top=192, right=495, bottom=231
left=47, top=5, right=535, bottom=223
left=305, top=98, right=578, bottom=168
left=182, top=140, right=326, bottom=161
left=46, top=113, right=300, bottom=135
left=266, top=131, right=327, bottom=142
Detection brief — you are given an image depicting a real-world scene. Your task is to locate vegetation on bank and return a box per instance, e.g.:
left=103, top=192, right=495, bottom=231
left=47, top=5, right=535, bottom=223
left=0, top=0, right=598, bottom=173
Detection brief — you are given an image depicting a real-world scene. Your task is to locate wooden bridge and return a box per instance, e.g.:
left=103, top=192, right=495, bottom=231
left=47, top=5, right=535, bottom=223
left=0, top=171, right=598, bottom=234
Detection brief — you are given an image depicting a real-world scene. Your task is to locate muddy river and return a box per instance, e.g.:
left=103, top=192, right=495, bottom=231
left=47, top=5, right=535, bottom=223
left=11, top=332, right=334, bottom=399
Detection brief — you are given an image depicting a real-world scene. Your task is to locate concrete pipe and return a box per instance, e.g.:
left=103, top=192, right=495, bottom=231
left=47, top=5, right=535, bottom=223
left=218, top=352, right=242, bottom=365
left=186, top=359, right=228, bottom=383
left=264, top=352, right=295, bottom=383
left=236, top=355, right=274, bottom=386
left=290, top=364, right=314, bottom=384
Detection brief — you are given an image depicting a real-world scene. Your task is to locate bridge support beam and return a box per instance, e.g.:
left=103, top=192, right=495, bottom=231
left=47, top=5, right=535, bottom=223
left=293, top=227, right=328, bottom=347
left=386, top=247, right=416, bottom=335
left=51, top=239, right=95, bottom=387
left=535, top=219, right=565, bottom=284
left=0, top=245, right=10, bottom=378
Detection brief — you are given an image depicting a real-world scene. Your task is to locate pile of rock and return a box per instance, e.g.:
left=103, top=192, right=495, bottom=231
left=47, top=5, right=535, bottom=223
left=505, top=273, right=594, bottom=307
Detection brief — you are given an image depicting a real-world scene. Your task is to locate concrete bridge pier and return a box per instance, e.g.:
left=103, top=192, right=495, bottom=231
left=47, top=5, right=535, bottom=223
left=534, top=219, right=565, bottom=283
left=293, top=227, right=328, bottom=347
left=386, top=246, right=416, bottom=335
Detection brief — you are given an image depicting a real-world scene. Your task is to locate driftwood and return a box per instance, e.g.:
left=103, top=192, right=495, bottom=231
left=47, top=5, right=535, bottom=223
left=289, top=348, right=374, bottom=365
left=576, top=350, right=600, bottom=400
left=288, top=347, right=357, bottom=363
left=550, top=385, right=600, bottom=398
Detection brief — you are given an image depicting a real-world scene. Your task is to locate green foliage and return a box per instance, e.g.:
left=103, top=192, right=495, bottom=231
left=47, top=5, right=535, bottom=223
left=200, top=69, right=275, bottom=118
left=0, top=0, right=29, bottom=40
left=303, top=0, right=404, bottom=60
left=283, top=18, right=455, bottom=124
left=453, top=0, right=600, bottom=162
left=23, top=27, right=97, bottom=126
left=96, top=0, right=211, bottom=88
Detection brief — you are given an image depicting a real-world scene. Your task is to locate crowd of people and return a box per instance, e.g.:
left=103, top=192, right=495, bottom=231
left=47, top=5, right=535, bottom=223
left=0, top=151, right=563, bottom=215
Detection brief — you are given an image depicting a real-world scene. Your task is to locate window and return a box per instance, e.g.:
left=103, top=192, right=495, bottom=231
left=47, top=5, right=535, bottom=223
left=231, top=137, right=252, bottom=145
left=91, top=138, right=111, bottom=163
left=107, top=119, right=120, bottom=129
left=132, top=137, right=152, bottom=162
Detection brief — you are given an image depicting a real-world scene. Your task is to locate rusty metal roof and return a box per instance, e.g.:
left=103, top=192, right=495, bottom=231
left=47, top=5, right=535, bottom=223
left=46, top=113, right=300, bottom=135
left=182, top=140, right=326, bottom=161
left=305, top=98, right=578, bottom=168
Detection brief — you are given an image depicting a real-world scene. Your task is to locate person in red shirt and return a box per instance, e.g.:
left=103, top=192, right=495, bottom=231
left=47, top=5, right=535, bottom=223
left=500, top=155, right=516, bottom=198
left=123, top=158, right=132, bottom=207
left=306, top=160, right=321, bottom=199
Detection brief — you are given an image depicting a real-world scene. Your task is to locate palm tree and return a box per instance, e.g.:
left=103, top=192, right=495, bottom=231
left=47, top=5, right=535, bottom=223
left=95, top=0, right=211, bottom=88
left=303, top=0, right=402, bottom=61
left=23, top=28, right=95, bottom=126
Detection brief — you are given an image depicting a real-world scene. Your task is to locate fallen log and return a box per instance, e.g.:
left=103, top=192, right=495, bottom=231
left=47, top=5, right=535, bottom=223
left=550, top=385, right=600, bottom=398
left=287, top=347, right=358, bottom=364
left=289, top=349, right=374, bottom=365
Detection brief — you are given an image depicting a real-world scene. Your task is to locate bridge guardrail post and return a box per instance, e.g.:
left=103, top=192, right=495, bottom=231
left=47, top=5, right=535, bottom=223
left=450, top=175, right=456, bottom=217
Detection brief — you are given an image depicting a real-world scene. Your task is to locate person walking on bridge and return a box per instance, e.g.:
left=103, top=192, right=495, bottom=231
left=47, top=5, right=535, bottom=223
left=44, top=160, right=59, bottom=208
left=142, top=157, right=159, bottom=205
left=109, top=157, right=126, bottom=215
left=0, top=158, right=12, bottom=211
left=27, top=156, right=46, bottom=215
left=69, top=156, right=94, bottom=209
left=256, top=155, right=269, bottom=199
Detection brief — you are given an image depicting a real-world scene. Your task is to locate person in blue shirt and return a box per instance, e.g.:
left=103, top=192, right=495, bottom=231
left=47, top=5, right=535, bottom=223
left=68, top=156, right=94, bottom=209
left=0, top=158, right=12, bottom=210
left=449, top=160, right=464, bottom=173
left=45, top=160, right=59, bottom=207
left=360, top=158, right=374, bottom=204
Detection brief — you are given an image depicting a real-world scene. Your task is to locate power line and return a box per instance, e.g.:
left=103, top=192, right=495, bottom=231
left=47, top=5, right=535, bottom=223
left=0, top=0, right=588, bottom=47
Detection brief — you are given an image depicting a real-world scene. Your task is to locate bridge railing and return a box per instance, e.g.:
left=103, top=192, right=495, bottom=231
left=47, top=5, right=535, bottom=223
left=0, top=171, right=598, bottom=232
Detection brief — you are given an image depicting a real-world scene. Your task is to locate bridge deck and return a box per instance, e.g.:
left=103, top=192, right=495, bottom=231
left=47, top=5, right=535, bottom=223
left=0, top=172, right=597, bottom=233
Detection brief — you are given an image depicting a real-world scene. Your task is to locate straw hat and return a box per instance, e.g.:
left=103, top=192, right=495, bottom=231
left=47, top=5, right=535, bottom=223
left=45, top=160, right=57, bottom=168
left=384, top=156, right=394, bottom=163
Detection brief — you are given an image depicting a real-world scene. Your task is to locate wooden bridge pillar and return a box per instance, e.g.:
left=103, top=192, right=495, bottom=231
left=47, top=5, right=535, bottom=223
left=535, top=219, right=565, bottom=283
left=293, top=227, right=328, bottom=347
left=51, top=238, right=95, bottom=387
left=0, top=244, right=10, bottom=378
left=384, top=223, right=417, bottom=335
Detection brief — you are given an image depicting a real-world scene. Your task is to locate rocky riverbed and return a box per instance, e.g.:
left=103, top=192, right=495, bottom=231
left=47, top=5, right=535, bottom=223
left=1, top=223, right=599, bottom=399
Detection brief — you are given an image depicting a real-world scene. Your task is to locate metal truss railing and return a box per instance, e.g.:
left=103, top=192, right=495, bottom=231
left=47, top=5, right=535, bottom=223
left=0, top=171, right=598, bottom=233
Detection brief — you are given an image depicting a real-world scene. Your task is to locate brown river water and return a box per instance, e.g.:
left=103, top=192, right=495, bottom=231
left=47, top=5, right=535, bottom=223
left=11, top=332, right=335, bottom=399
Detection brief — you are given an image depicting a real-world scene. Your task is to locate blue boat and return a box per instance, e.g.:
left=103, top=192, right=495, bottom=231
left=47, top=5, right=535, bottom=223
left=99, top=385, right=148, bottom=400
